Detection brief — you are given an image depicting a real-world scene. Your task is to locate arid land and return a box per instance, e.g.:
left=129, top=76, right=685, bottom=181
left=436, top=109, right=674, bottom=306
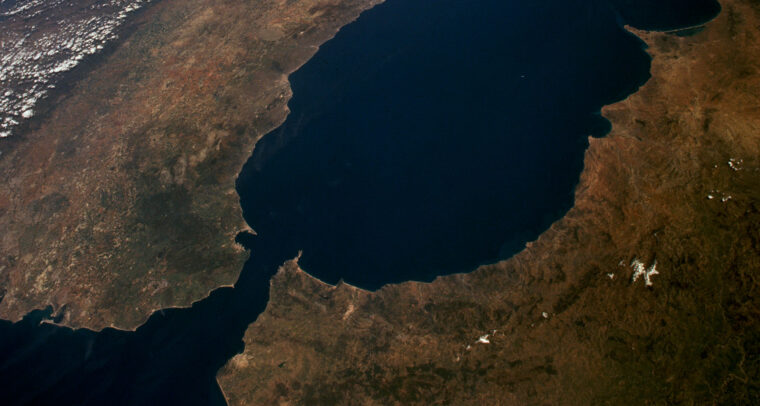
left=217, top=0, right=760, bottom=403
left=0, top=0, right=380, bottom=330
left=0, top=0, right=758, bottom=402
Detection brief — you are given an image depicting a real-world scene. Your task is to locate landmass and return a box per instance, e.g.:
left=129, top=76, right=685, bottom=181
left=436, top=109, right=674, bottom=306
left=0, top=0, right=380, bottom=330
left=217, top=0, right=760, bottom=403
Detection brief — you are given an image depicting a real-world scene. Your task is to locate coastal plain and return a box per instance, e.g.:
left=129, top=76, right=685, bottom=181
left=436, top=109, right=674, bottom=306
left=217, top=0, right=760, bottom=403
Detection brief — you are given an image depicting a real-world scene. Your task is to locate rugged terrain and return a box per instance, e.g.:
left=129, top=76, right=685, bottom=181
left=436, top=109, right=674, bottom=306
left=217, top=0, right=760, bottom=403
left=0, top=0, right=379, bottom=330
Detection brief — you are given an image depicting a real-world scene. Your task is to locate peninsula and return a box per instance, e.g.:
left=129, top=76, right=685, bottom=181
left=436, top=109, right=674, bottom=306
left=0, top=0, right=380, bottom=330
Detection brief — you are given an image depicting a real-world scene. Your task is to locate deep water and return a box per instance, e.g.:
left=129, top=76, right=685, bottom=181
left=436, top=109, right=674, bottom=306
left=238, top=0, right=661, bottom=288
left=0, top=0, right=720, bottom=404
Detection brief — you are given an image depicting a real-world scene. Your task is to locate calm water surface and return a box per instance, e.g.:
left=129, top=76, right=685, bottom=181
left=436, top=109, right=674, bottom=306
left=0, top=0, right=720, bottom=404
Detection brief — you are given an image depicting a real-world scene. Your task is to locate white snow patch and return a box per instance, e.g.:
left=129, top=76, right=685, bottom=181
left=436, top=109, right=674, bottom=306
left=728, top=158, right=743, bottom=171
left=631, top=258, right=659, bottom=287
left=477, top=334, right=490, bottom=344
left=707, top=189, right=733, bottom=203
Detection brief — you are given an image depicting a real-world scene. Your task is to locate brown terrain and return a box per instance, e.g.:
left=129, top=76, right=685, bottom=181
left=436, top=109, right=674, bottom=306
left=0, top=0, right=380, bottom=330
left=217, top=0, right=760, bottom=403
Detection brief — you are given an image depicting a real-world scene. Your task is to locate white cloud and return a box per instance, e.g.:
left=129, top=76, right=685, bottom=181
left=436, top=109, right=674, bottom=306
left=0, top=0, right=151, bottom=138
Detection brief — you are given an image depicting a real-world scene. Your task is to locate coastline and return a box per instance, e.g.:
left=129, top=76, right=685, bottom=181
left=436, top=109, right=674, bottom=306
left=13, top=0, right=386, bottom=335
left=0, top=0, right=382, bottom=331
left=1, top=0, right=756, bottom=402
left=218, top=0, right=760, bottom=403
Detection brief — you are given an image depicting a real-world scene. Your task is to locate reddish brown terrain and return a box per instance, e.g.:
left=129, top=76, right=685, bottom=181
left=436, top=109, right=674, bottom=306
left=0, top=0, right=379, bottom=330
left=217, top=0, right=760, bottom=403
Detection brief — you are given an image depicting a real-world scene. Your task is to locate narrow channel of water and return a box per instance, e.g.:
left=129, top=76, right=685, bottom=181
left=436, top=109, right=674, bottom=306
left=0, top=0, right=720, bottom=404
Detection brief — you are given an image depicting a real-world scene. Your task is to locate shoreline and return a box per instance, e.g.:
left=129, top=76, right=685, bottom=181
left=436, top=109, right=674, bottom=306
left=6, top=0, right=385, bottom=335
left=0, top=0, right=383, bottom=331
left=218, top=0, right=760, bottom=403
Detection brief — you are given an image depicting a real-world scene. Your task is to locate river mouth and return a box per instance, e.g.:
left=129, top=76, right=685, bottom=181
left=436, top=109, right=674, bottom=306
left=0, top=0, right=720, bottom=404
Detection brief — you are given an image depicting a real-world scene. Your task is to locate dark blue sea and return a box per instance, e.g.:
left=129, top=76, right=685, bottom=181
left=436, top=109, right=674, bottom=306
left=0, top=0, right=720, bottom=404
